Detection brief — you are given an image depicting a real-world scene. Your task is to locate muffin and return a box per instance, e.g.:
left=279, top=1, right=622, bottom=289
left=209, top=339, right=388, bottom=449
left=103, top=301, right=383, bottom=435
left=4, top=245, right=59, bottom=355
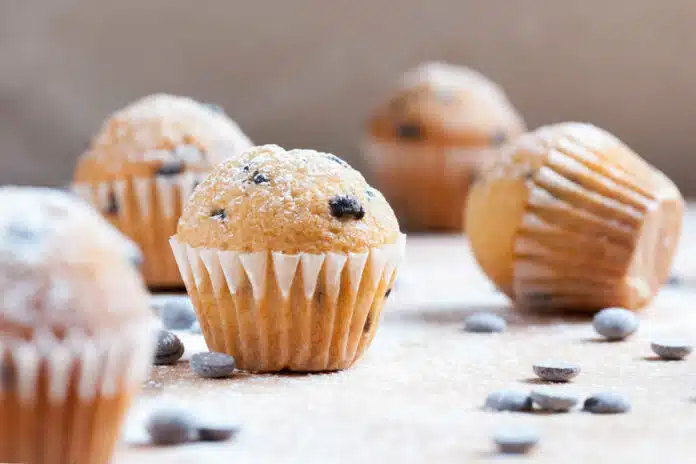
left=363, top=62, right=525, bottom=231
left=0, top=187, right=154, bottom=464
left=72, top=94, right=253, bottom=288
left=170, top=145, right=406, bottom=372
left=466, top=123, right=684, bottom=312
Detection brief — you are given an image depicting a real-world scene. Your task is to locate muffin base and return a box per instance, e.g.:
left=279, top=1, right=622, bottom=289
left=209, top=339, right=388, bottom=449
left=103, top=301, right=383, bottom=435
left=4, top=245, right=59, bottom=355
left=171, top=235, right=406, bottom=372
left=74, top=173, right=205, bottom=288
left=0, top=326, right=152, bottom=464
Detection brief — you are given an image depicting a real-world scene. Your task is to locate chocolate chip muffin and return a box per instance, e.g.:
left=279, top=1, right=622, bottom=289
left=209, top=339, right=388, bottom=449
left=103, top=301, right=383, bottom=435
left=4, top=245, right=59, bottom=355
left=72, top=94, right=253, bottom=288
left=170, top=145, right=406, bottom=372
left=0, top=187, right=154, bottom=464
left=466, top=122, right=684, bottom=312
left=363, top=62, right=525, bottom=231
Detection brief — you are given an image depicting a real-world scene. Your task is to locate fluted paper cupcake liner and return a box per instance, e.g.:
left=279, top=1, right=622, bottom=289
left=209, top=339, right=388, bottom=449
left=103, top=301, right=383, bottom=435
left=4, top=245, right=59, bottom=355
left=512, top=138, right=677, bottom=311
left=362, top=137, right=491, bottom=231
left=170, top=234, right=406, bottom=372
left=0, top=324, right=153, bottom=464
left=73, top=173, right=206, bottom=287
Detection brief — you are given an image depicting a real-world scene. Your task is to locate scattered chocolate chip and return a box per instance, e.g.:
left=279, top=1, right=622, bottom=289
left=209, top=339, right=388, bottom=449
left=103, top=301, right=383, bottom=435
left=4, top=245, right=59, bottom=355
left=105, top=191, right=119, bottom=215
left=329, top=195, right=365, bottom=220
left=533, top=362, right=580, bottom=382
left=154, top=330, right=184, bottom=365
left=252, top=171, right=270, bottom=184
left=204, top=103, right=226, bottom=114
left=493, top=427, right=539, bottom=455
left=384, top=288, right=392, bottom=298
left=242, top=165, right=250, bottom=172
left=395, top=123, right=422, bottom=140
left=326, top=154, right=349, bottom=167
left=651, top=339, right=693, bottom=360
left=156, top=160, right=185, bottom=176
left=154, top=296, right=197, bottom=330
left=197, top=424, right=240, bottom=442
left=490, top=130, right=507, bottom=146
left=464, top=312, right=506, bottom=333
left=530, top=389, right=579, bottom=412
left=366, top=188, right=377, bottom=199
left=210, top=209, right=226, bottom=220
left=592, top=308, right=638, bottom=341
left=146, top=407, right=197, bottom=445
left=484, top=391, right=533, bottom=412
left=190, top=352, right=236, bottom=379
left=584, top=392, right=630, bottom=414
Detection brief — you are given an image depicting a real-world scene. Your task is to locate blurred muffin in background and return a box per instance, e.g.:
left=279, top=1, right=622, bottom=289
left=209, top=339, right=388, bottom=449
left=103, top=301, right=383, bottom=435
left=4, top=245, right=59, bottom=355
left=0, top=187, right=154, bottom=464
left=72, top=94, right=253, bottom=288
left=467, top=122, right=684, bottom=313
left=363, top=62, right=526, bottom=231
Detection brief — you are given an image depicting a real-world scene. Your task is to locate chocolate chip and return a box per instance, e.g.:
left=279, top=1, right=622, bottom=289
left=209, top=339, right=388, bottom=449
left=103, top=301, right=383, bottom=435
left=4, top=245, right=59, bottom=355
left=190, top=352, right=236, bottom=379
left=532, top=362, right=580, bottom=382
left=105, top=191, right=119, bottom=215
left=385, top=288, right=392, bottom=298
left=464, top=313, right=506, bottom=333
left=484, top=391, right=533, bottom=412
left=583, top=392, right=630, bottom=414
left=366, top=188, right=377, bottom=199
left=329, top=195, right=365, bottom=220
left=490, top=130, right=507, bottom=146
left=252, top=171, right=270, bottom=184
left=493, top=427, right=539, bottom=455
left=651, top=339, right=693, bottom=360
left=204, top=103, right=226, bottom=114
left=326, top=154, right=349, bottom=167
left=210, top=209, right=226, bottom=220
left=242, top=165, right=250, bottom=172
left=156, top=160, right=185, bottom=176
left=530, top=389, right=579, bottom=412
left=363, top=314, right=373, bottom=333
left=592, top=308, right=638, bottom=341
left=154, top=296, right=197, bottom=330
left=154, top=330, right=184, bottom=365
left=0, top=361, right=15, bottom=390
left=197, top=424, right=240, bottom=442
left=146, top=407, right=197, bottom=445
left=395, top=123, right=422, bottom=140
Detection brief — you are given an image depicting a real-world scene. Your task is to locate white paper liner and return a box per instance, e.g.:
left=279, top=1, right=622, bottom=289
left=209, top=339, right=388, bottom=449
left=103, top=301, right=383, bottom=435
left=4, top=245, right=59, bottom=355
left=0, top=324, right=153, bottom=403
left=72, top=172, right=206, bottom=221
left=170, top=235, right=406, bottom=304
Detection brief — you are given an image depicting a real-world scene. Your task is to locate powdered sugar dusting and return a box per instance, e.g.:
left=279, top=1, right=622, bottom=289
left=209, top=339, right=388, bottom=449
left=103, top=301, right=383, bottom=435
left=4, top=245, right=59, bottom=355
left=0, top=187, right=152, bottom=335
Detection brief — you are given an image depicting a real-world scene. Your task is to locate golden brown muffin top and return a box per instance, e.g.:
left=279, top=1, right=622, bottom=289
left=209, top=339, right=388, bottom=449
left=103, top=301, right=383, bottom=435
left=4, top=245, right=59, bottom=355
left=0, top=187, right=152, bottom=340
left=176, top=145, right=401, bottom=254
left=367, top=62, right=525, bottom=147
left=74, top=94, right=253, bottom=182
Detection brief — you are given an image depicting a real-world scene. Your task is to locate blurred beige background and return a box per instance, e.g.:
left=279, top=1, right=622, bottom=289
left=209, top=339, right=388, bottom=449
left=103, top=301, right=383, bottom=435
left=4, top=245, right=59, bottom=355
left=1, top=1, right=695, bottom=193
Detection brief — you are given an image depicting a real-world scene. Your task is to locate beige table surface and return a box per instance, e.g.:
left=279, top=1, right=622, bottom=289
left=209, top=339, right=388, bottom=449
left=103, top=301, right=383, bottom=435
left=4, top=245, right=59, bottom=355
left=115, top=209, right=696, bottom=464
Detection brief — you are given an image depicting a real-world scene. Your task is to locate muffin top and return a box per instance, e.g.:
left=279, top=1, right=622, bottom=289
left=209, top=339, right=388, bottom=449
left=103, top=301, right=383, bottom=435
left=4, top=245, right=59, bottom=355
left=368, top=62, right=525, bottom=147
left=177, top=145, right=401, bottom=254
left=74, top=94, right=253, bottom=182
left=0, top=187, right=152, bottom=340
